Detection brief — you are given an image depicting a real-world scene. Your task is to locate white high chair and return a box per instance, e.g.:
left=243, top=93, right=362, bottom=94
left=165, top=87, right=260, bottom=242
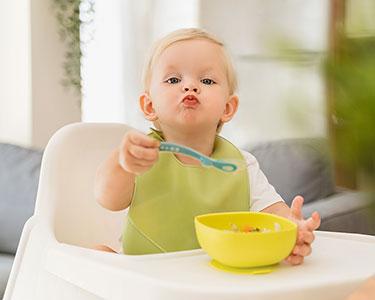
left=4, top=123, right=375, bottom=300
left=4, top=123, right=132, bottom=300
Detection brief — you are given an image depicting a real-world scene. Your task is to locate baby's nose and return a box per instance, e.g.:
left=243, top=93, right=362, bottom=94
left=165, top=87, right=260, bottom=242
left=184, top=87, right=198, bottom=93
left=182, top=80, right=200, bottom=93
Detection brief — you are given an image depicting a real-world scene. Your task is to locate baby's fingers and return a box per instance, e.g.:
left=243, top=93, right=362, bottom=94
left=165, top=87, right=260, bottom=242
left=286, top=254, right=304, bottom=265
left=128, top=144, right=159, bottom=161
left=312, top=211, right=321, bottom=228
left=290, top=196, right=304, bottom=220
left=129, top=131, right=160, bottom=148
left=119, top=130, right=160, bottom=174
left=301, top=212, right=321, bottom=232
left=292, top=243, right=312, bottom=257
left=297, top=231, right=315, bottom=245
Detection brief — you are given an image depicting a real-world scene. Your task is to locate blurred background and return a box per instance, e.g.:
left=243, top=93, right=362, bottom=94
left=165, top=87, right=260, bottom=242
left=0, top=0, right=373, bottom=184
left=1, top=0, right=373, bottom=189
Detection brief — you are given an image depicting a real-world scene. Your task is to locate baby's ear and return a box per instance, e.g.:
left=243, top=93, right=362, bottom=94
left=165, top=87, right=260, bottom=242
left=220, top=94, right=239, bottom=123
left=139, top=93, right=158, bottom=121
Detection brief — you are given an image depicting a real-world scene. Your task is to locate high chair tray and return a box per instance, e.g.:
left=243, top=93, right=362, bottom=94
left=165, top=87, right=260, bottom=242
left=6, top=230, right=375, bottom=300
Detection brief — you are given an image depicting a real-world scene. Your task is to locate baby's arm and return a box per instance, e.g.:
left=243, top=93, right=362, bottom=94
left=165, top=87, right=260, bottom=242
left=241, top=149, right=320, bottom=265
left=261, top=196, right=321, bottom=265
left=94, top=130, right=160, bottom=211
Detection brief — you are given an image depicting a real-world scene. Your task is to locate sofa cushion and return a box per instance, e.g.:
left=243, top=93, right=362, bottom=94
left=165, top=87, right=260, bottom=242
left=245, top=138, right=336, bottom=206
left=302, top=190, right=375, bottom=234
left=0, top=143, right=42, bottom=254
left=0, top=254, right=14, bottom=298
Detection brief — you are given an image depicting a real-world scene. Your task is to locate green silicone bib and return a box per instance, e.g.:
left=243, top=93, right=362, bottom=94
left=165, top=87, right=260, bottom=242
left=122, top=130, right=250, bottom=254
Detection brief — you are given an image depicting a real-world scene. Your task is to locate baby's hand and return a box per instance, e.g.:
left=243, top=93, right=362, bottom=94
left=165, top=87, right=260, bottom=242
left=118, top=130, right=160, bottom=175
left=286, top=196, right=321, bottom=265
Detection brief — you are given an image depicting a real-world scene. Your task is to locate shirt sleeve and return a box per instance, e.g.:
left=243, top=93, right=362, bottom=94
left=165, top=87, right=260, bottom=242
left=240, top=150, right=285, bottom=212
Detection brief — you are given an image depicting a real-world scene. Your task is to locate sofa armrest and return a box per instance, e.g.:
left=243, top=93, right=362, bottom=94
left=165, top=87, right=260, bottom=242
left=302, top=191, right=375, bottom=235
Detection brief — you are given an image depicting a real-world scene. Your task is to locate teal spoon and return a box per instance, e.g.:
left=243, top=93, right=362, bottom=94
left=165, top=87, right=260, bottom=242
left=159, top=142, right=244, bottom=173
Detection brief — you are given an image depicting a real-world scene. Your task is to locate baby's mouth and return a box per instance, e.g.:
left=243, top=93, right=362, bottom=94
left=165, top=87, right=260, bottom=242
left=182, top=95, right=199, bottom=107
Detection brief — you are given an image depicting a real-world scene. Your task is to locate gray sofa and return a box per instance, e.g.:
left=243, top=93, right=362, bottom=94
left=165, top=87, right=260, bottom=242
left=1, top=137, right=373, bottom=298
left=245, top=138, right=374, bottom=234
left=0, top=144, right=43, bottom=299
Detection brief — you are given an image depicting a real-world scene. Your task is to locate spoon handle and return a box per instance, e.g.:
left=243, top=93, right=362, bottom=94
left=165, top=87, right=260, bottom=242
left=159, top=142, right=210, bottom=164
left=158, top=142, right=237, bottom=172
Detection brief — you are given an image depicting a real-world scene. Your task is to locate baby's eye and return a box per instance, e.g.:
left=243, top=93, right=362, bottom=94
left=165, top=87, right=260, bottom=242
left=166, top=77, right=180, bottom=84
left=201, top=78, right=215, bottom=85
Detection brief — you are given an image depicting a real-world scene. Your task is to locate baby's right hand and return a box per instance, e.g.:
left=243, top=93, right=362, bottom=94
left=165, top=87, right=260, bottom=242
left=118, top=130, right=160, bottom=175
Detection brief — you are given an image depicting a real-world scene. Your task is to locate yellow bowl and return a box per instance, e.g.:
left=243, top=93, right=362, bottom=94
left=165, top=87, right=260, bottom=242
left=195, top=212, right=297, bottom=269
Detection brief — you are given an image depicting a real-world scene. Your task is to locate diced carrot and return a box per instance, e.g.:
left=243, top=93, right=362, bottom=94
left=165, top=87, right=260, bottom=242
left=243, top=226, right=252, bottom=232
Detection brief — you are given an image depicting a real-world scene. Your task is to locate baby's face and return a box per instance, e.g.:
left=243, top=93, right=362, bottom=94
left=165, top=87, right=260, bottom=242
left=146, top=39, right=234, bottom=133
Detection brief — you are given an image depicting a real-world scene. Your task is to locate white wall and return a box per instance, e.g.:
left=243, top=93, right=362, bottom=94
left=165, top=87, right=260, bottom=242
left=30, top=0, right=81, bottom=149
left=0, top=0, right=32, bottom=147
left=0, top=0, right=81, bottom=149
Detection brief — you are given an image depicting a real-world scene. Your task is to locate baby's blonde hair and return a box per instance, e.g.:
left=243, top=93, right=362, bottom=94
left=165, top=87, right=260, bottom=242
left=142, top=28, right=238, bottom=95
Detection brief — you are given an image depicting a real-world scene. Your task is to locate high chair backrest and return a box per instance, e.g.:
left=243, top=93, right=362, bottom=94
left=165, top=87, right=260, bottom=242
left=34, top=123, right=133, bottom=250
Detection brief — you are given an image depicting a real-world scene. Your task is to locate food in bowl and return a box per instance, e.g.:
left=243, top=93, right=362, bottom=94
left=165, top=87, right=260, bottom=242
left=227, top=221, right=281, bottom=233
left=194, top=212, right=297, bottom=269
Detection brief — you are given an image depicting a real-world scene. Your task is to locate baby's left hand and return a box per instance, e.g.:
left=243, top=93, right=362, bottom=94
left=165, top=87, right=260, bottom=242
left=286, top=196, right=321, bottom=265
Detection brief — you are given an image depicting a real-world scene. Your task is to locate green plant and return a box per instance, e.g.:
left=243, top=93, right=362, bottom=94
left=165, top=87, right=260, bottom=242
left=53, top=0, right=94, bottom=105
left=325, top=34, right=375, bottom=227
left=325, top=36, right=375, bottom=190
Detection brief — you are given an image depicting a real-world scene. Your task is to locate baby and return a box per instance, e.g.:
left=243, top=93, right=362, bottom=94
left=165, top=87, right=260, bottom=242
left=94, top=28, right=321, bottom=265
